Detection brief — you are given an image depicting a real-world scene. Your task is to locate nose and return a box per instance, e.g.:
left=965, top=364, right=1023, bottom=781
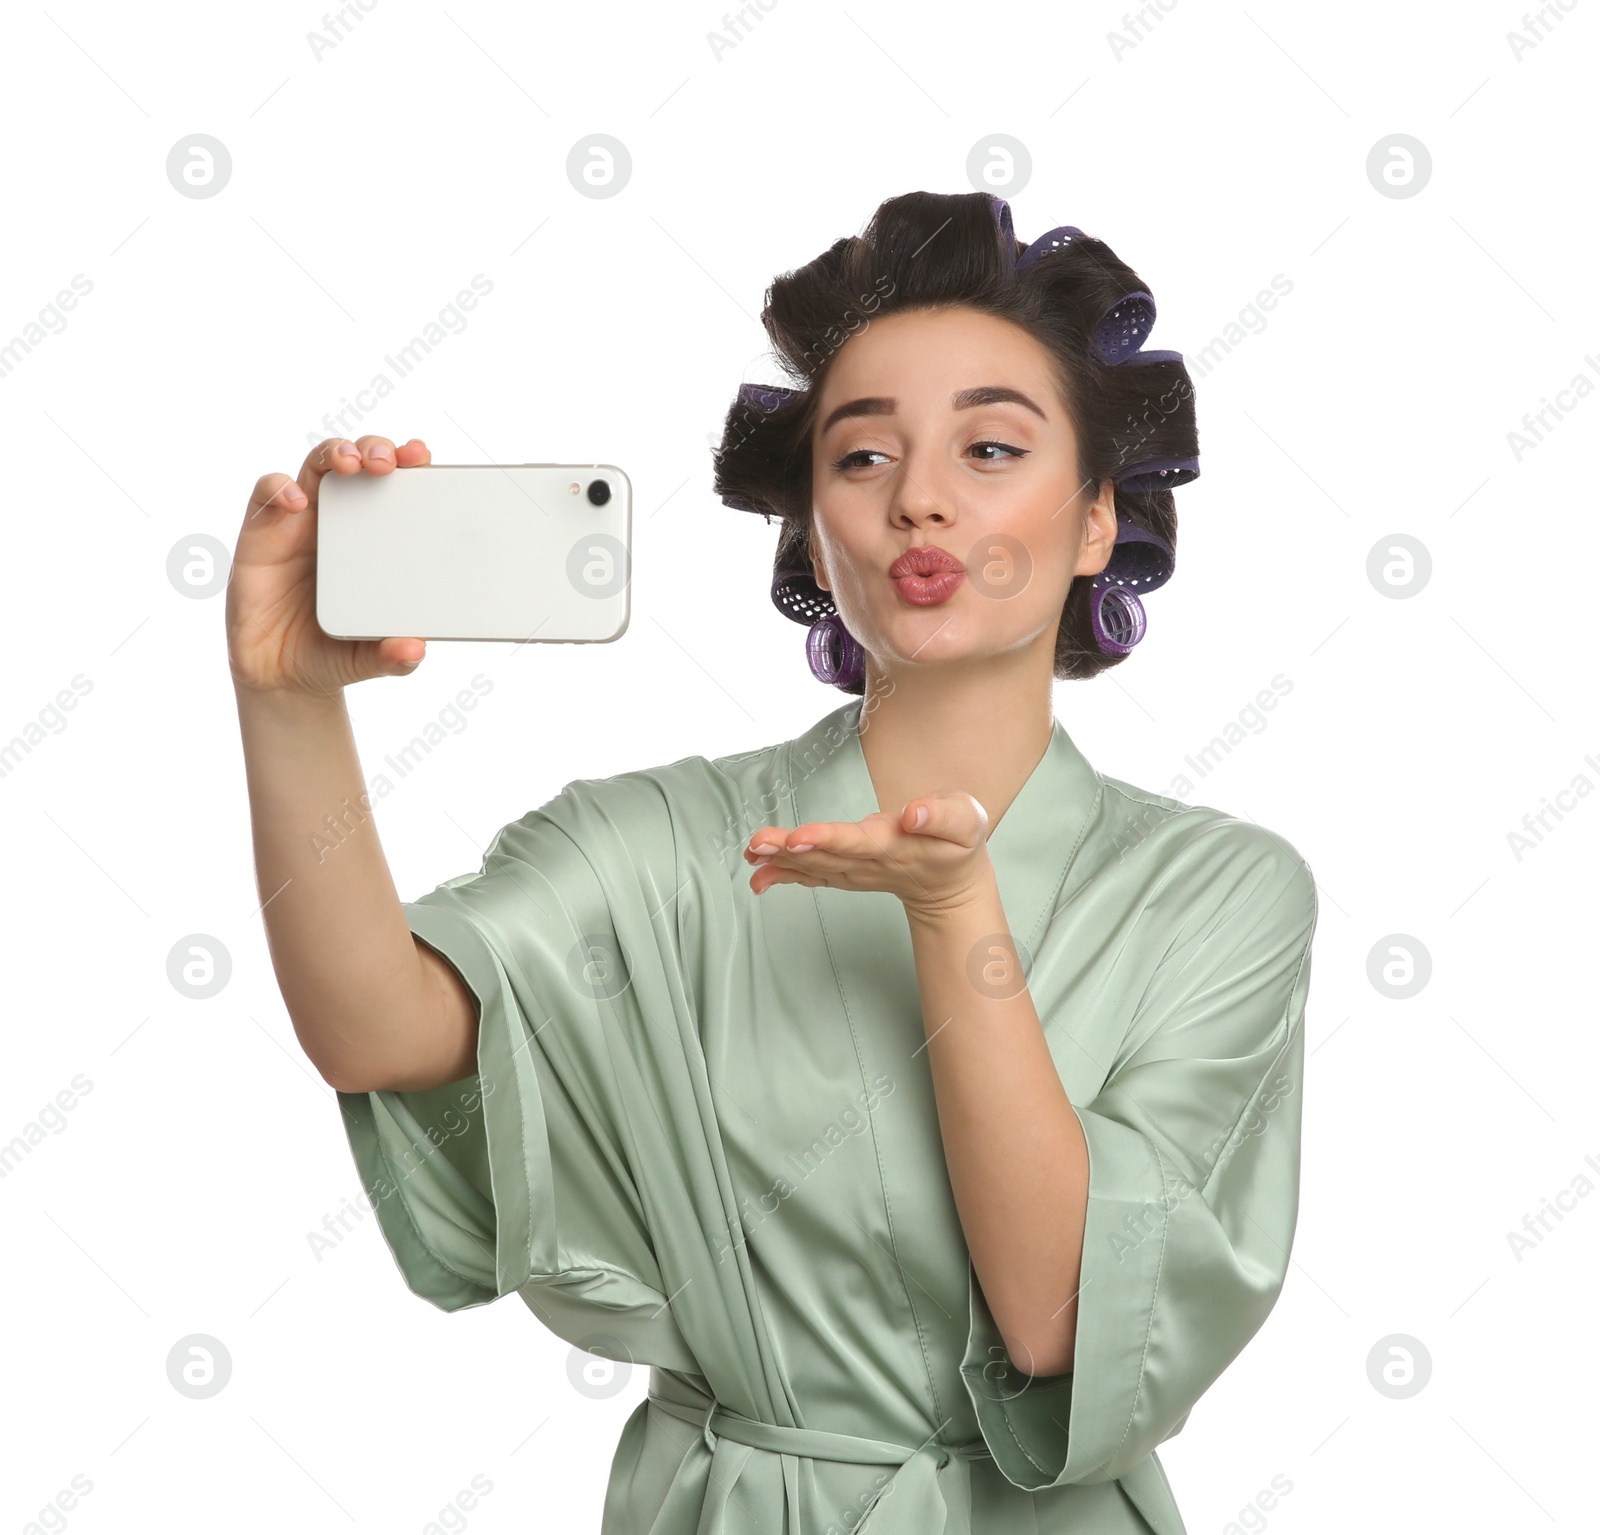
left=888, top=454, right=955, bottom=529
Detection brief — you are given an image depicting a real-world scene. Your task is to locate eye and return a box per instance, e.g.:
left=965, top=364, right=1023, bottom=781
left=830, top=441, right=1029, bottom=472
left=831, top=449, right=889, bottom=471
left=968, top=440, right=1028, bottom=464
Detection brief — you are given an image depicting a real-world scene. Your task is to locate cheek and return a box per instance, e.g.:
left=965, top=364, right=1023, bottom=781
left=813, top=516, right=874, bottom=588
left=970, top=513, right=1073, bottom=611
left=1018, top=498, right=1083, bottom=592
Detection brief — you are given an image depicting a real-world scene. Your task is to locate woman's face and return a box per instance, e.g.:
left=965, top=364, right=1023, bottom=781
left=808, top=305, right=1116, bottom=677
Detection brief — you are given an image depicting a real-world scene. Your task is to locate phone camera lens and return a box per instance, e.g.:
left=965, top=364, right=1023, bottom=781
left=586, top=479, right=612, bottom=507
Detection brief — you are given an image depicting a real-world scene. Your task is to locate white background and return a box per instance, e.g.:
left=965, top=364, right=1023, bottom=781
left=2, top=1, right=1596, bottom=1530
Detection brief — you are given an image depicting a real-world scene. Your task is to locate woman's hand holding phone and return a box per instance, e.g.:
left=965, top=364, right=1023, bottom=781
left=226, top=434, right=431, bottom=697
left=227, top=432, right=481, bottom=1094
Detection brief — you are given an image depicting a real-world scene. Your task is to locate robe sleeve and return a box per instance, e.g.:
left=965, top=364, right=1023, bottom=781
left=334, top=788, right=699, bottom=1372
left=959, top=828, right=1318, bottom=1488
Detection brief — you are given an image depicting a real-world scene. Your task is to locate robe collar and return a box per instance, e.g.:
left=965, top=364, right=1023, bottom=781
left=783, top=696, right=1104, bottom=952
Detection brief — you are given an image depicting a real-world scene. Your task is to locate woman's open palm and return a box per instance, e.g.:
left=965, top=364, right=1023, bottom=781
left=744, top=790, right=995, bottom=918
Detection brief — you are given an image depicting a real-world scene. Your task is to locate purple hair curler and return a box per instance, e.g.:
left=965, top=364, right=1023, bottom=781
left=990, top=195, right=1016, bottom=253
left=1091, top=291, right=1156, bottom=364
left=1090, top=587, right=1148, bottom=654
left=805, top=611, right=866, bottom=689
left=771, top=561, right=835, bottom=627
left=1014, top=224, right=1087, bottom=273
left=738, top=381, right=799, bottom=414
left=1006, top=215, right=1157, bottom=363
left=1120, top=349, right=1185, bottom=368
left=1100, top=517, right=1174, bottom=593
left=773, top=555, right=867, bottom=689
left=1089, top=518, right=1174, bottom=655
left=1113, top=454, right=1200, bottom=496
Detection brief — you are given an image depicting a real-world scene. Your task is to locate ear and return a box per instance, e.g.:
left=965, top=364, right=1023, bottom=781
left=808, top=526, right=831, bottom=595
left=1079, top=478, right=1118, bottom=579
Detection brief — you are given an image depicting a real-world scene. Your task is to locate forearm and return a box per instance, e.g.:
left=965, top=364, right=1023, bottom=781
left=233, top=683, right=433, bottom=1090
left=903, top=864, right=1089, bottom=1377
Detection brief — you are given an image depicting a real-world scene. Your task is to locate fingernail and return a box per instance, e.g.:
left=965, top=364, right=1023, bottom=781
left=751, top=842, right=780, bottom=855
left=913, top=807, right=929, bottom=828
left=788, top=841, right=814, bottom=852
left=337, top=440, right=359, bottom=460
left=284, top=483, right=305, bottom=505
left=753, top=855, right=773, bottom=867
left=369, top=444, right=393, bottom=464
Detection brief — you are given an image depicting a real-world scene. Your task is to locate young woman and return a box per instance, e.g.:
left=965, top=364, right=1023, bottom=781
left=229, top=190, right=1317, bottom=1534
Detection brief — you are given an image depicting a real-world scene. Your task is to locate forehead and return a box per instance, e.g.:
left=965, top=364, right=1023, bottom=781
left=818, top=307, right=1053, bottom=403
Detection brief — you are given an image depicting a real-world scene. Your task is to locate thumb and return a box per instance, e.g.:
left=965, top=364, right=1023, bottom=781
left=901, top=790, right=990, bottom=849
left=366, top=637, right=427, bottom=677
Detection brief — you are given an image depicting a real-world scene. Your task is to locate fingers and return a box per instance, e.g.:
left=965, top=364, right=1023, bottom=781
left=743, top=797, right=990, bottom=901
left=744, top=796, right=982, bottom=867
left=376, top=636, right=427, bottom=668
left=248, top=435, right=432, bottom=531
left=295, top=434, right=431, bottom=505
left=245, top=470, right=307, bottom=527
left=297, top=436, right=362, bottom=500
left=743, top=822, right=850, bottom=862
left=743, top=819, right=893, bottom=871
left=745, top=826, right=787, bottom=859
left=353, top=434, right=400, bottom=473
left=352, top=434, right=430, bottom=474
left=749, top=864, right=827, bottom=895
left=742, top=815, right=921, bottom=897
left=901, top=790, right=990, bottom=848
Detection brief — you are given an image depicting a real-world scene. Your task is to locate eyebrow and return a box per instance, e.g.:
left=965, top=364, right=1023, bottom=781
left=819, top=385, right=1048, bottom=438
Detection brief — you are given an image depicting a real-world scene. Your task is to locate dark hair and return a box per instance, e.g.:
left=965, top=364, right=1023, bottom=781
left=711, top=189, right=1199, bottom=690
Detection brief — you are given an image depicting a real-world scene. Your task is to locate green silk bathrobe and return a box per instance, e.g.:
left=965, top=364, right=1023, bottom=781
left=337, top=697, right=1318, bottom=1534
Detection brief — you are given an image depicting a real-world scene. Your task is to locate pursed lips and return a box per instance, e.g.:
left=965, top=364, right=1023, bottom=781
left=888, top=546, right=965, bottom=577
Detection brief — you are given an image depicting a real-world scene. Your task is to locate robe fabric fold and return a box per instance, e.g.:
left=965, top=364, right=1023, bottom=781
left=337, top=697, right=1318, bottom=1534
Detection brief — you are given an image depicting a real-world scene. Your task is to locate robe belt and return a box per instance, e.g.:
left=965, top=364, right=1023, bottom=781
left=646, top=1390, right=991, bottom=1534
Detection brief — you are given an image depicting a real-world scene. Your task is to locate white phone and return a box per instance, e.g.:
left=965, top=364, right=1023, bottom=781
left=316, top=463, right=631, bottom=643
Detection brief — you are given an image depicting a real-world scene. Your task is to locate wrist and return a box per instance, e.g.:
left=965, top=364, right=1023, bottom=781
left=232, top=681, right=350, bottom=736
left=900, top=861, right=1000, bottom=929
left=232, top=679, right=349, bottom=722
